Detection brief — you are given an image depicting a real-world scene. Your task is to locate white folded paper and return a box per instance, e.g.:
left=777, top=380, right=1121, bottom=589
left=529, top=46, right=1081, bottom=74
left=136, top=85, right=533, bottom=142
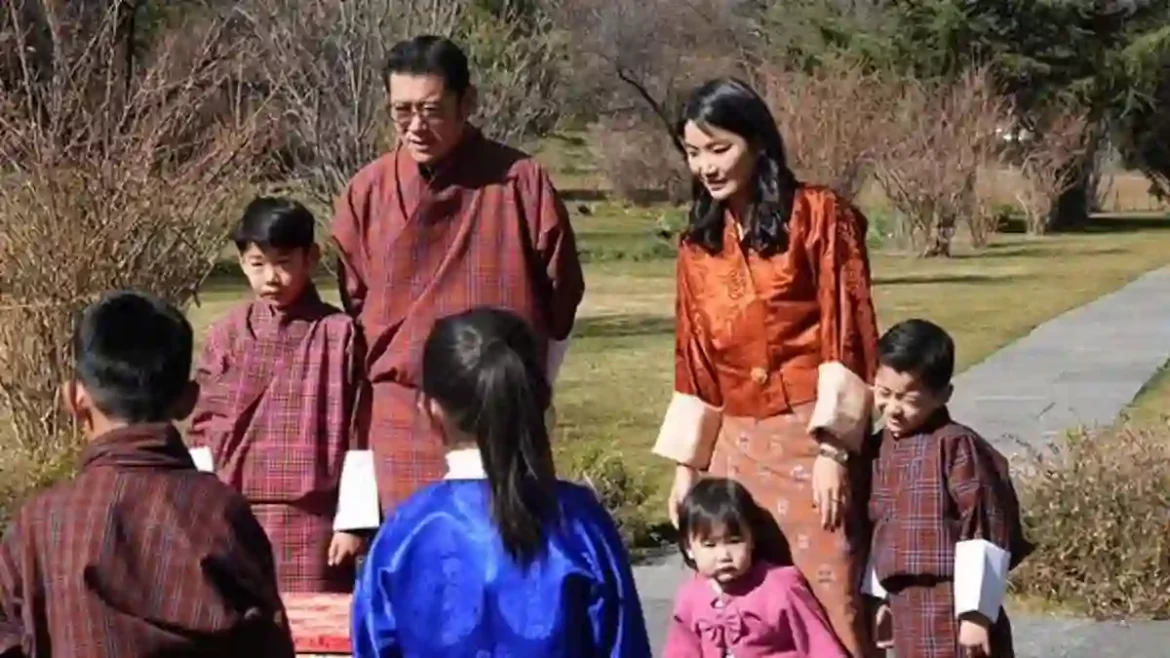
left=333, top=450, right=381, bottom=532
left=953, top=539, right=1011, bottom=622
left=188, top=447, right=215, bottom=473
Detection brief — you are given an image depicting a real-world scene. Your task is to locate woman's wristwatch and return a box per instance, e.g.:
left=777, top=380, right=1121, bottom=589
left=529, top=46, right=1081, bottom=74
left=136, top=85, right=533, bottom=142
left=816, top=440, right=850, bottom=465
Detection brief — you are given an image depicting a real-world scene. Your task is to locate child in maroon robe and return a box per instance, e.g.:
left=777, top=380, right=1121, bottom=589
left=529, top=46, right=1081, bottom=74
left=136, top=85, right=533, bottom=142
left=0, top=291, right=294, bottom=657
left=863, top=319, right=1033, bottom=658
left=187, top=197, right=380, bottom=594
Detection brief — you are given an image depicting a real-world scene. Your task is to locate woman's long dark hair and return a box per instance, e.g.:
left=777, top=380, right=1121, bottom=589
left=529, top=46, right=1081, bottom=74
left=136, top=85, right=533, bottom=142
left=421, top=306, right=558, bottom=566
left=677, top=77, right=801, bottom=257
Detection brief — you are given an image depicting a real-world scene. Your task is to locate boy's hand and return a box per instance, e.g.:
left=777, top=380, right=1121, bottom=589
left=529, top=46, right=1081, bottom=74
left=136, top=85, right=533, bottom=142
left=958, top=614, right=992, bottom=656
left=873, top=602, right=894, bottom=649
left=327, top=531, right=365, bottom=567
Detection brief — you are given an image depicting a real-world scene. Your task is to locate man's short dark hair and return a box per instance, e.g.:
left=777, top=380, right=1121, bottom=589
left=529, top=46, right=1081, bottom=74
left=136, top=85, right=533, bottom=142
left=877, top=318, right=955, bottom=392
left=232, top=197, right=316, bottom=252
left=383, top=35, right=470, bottom=97
left=73, top=290, right=193, bottom=423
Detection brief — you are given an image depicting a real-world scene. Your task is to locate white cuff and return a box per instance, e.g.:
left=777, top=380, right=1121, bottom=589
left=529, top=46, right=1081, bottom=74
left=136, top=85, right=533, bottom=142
left=332, top=450, right=381, bottom=531
left=806, top=361, right=872, bottom=453
left=651, top=392, right=723, bottom=470
left=953, top=539, right=1011, bottom=622
left=188, top=447, right=215, bottom=473
left=861, top=553, right=888, bottom=600
left=546, top=338, right=570, bottom=385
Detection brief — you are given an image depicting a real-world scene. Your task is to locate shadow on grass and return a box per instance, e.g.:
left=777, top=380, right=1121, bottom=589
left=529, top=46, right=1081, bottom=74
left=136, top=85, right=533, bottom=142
left=997, top=213, right=1170, bottom=235
left=573, top=314, right=674, bottom=339
left=561, top=188, right=678, bottom=205
left=875, top=272, right=1030, bottom=286
left=954, top=244, right=1127, bottom=260
left=1068, top=213, right=1170, bottom=234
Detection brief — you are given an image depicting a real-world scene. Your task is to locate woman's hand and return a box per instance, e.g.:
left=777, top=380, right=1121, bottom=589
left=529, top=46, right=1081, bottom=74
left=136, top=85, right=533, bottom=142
left=812, top=453, right=848, bottom=530
left=667, top=464, right=700, bottom=527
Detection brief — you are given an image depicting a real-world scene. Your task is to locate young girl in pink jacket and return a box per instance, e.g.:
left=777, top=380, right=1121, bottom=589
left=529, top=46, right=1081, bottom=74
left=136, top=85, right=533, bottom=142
left=664, top=477, right=850, bottom=658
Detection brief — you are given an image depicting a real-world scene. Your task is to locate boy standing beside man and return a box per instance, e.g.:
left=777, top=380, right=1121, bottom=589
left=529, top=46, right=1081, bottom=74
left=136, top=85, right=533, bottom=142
left=187, top=197, right=380, bottom=594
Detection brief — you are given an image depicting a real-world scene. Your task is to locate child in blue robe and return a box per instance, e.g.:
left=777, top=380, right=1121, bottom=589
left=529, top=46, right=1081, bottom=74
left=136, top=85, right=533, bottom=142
left=351, top=306, right=652, bottom=658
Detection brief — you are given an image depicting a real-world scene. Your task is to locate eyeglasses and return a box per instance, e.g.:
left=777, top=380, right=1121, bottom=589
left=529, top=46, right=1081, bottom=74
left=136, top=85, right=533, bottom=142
left=389, top=102, right=449, bottom=126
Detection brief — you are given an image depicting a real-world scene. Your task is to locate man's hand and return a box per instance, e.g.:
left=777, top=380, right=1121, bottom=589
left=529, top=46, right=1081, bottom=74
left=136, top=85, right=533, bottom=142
left=958, top=613, right=992, bottom=656
left=327, top=531, right=365, bottom=567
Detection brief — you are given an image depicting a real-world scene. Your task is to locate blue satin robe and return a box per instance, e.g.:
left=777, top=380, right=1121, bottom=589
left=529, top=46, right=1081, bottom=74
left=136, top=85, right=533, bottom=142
left=351, top=480, right=652, bottom=658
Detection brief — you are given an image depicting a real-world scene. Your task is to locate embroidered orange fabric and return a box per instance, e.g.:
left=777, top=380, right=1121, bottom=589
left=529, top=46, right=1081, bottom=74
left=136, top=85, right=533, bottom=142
left=674, top=185, right=880, bottom=418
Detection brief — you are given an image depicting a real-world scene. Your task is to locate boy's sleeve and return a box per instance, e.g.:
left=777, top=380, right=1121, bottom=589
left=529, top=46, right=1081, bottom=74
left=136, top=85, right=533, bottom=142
left=0, top=521, right=26, bottom=656
left=333, top=323, right=380, bottom=532
left=947, top=434, right=1030, bottom=622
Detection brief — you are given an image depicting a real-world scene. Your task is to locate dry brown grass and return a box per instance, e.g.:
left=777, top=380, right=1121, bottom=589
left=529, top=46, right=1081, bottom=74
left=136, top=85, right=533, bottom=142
left=1012, top=423, right=1170, bottom=619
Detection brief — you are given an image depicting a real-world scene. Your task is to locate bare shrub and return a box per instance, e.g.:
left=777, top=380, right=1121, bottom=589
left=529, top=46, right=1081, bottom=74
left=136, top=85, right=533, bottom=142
left=965, top=172, right=1003, bottom=248
left=570, top=444, right=655, bottom=547
left=549, top=0, right=744, bottom=148
left=762, top=57, right=896, bottom=201
left=872, top=71, right=1011, bottom=256
left=242, top=0, right=563, bottom=224
left=0, top=3, right=272, bottom=515
left=588, top=115, right=689, bottom=205
left=1013, top=424, right=1170, bottom=618
left=1015, top=111, right=1092, bottom=235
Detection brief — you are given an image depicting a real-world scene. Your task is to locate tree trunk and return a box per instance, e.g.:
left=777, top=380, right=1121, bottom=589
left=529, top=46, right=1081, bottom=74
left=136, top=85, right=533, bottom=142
left=1048, top=121, right=1105, bottom=231
left=1048, top=169, right=1092, bottom=231
left=920, top=215, right=953, bottom=257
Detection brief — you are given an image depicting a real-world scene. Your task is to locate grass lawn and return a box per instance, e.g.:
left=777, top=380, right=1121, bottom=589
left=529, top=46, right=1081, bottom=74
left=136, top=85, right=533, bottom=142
left=1126, top=359, right=1170, bottom=426
left=188, top=203, right=1170, bottom=538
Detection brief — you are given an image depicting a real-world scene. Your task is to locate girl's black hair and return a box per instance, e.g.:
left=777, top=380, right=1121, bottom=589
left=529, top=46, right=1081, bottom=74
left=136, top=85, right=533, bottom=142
left=421, top=306, right=558, bottom=566
left=676, top=77, right=801, bottom=257
left=676, top=477, right=790, bottom=569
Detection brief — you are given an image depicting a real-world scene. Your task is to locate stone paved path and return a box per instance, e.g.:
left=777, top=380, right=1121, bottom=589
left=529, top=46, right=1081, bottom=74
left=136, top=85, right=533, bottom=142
left=632, top=264, right=1170, bottom=657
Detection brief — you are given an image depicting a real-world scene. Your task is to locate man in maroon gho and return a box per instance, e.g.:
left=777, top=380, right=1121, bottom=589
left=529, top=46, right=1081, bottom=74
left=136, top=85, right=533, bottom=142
left=331, top=35, right=585, bottom=511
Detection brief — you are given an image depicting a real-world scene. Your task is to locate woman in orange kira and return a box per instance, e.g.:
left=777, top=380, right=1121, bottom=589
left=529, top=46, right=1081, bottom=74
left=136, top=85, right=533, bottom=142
left=652, top=76, right=882, bottom=658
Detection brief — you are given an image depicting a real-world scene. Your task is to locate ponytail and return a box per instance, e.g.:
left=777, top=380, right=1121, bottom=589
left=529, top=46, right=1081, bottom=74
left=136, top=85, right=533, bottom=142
left=472, top=340, right=558, bottom=566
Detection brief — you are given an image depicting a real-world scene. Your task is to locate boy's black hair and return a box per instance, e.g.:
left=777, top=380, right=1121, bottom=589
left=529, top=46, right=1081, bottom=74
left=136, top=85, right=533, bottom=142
left=877, top=318, right=955, bottom=392
left=232, top=197, right=316, bottom=252
left=73, top=290, right=193, bottom=423
left=383, top=35, right=471, bottom=98
left=676, top=477, right=787, bottom=569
